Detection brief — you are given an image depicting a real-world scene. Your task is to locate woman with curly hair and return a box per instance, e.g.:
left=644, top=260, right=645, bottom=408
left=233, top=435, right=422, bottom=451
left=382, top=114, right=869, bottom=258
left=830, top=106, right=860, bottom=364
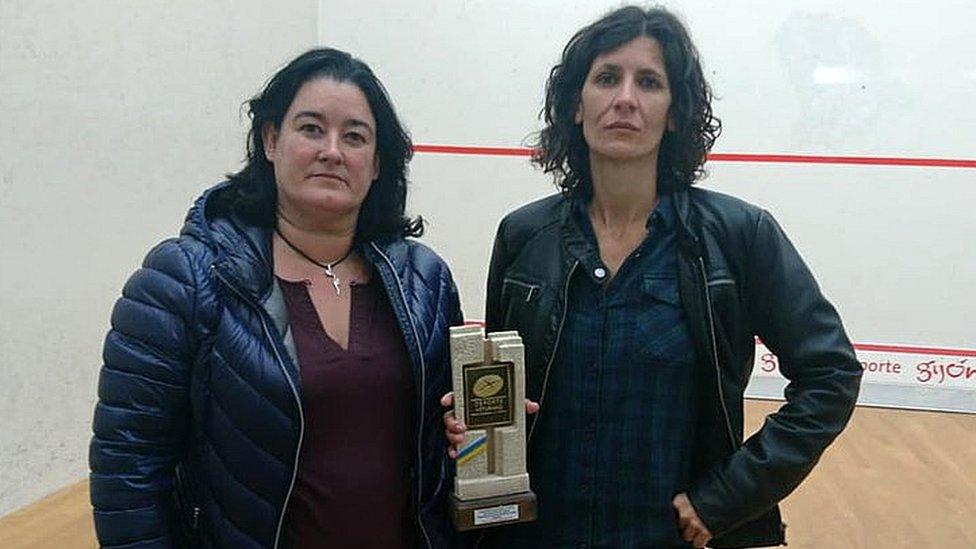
left=445, top=6, right=861, bottom=548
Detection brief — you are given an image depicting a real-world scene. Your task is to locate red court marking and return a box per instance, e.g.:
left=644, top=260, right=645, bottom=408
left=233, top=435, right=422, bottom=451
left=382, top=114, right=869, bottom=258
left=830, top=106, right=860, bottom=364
left=759, top=337, right=976, bottom=358
left=852, top=342, right=976, bottom=358
left=413, top=143, right=976, bottom=168
left=413, top=144, right=532, bottom=157
left=708, top=153, right=976, bottom=168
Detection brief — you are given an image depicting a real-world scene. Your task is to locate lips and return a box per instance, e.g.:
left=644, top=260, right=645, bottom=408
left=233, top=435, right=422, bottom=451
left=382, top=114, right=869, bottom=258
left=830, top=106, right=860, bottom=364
left=307, top=172, right=347, bottom=183
left=606, top=121, right=641, bottom=131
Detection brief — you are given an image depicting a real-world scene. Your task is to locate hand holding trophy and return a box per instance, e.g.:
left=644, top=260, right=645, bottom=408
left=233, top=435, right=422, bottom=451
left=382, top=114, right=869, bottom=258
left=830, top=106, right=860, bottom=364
left=447, top=325, right=537, bottom=530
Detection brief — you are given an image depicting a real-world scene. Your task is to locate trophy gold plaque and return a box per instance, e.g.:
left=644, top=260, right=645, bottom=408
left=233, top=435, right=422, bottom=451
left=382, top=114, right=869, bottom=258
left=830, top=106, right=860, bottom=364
left=448, top=325, right=536, bottom=531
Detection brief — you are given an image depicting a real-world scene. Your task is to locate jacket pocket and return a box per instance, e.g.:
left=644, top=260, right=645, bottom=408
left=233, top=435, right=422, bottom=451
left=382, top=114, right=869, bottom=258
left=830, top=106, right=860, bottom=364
left=502, top=277, right=543, bottom=303
left=500, top=277, right=545, bottom=330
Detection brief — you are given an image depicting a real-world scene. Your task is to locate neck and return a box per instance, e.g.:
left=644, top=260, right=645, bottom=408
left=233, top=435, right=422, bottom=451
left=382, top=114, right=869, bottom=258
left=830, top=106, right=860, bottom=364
left=275, top=211, right=356, bottom=264
left=588, top=154, right=659, bottom=231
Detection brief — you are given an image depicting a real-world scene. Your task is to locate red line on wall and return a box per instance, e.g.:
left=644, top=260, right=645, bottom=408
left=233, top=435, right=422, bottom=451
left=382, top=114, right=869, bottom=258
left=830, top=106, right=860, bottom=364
left=413, top=144, right=532, bottom=157
left=413, top=143, right=976, bottom=169
left=708, top=153, right=976, bottom=169
left=852, top=342, right=976, bottom=358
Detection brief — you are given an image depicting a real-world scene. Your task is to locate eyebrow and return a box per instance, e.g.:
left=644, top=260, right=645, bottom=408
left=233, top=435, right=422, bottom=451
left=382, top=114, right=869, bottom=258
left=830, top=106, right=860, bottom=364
left=293, top=110, right=374, bottom=133
left=594, top=63, right=667, bottom=79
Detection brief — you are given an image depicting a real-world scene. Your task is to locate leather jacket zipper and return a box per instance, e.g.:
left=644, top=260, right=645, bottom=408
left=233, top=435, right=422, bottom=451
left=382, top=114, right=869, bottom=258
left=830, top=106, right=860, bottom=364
left=527, top=259, right=579, bottom=443
left=212, top=265, right=305, bottom=549
left=370, top=243, right=434, bottom=549
left=697, top=257, right=738, bottom=451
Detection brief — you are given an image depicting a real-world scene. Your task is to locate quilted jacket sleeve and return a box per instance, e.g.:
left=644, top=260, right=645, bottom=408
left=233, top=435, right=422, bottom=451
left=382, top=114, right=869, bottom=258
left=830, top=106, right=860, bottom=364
left=687, top=210, right=863, bottom=536
left=89, top=239, right=200, bottom=548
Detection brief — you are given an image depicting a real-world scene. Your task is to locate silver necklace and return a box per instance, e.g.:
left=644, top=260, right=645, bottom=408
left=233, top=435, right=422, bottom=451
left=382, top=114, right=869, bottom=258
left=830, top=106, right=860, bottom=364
left=275, top=228, right=352, bottom=296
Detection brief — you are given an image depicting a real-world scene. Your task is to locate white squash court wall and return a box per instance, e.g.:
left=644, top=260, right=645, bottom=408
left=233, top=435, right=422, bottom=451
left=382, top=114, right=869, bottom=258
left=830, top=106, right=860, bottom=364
left=1, top=0, right=973, bottom=519
left=0, top=0, right=318, bottom=516
left=319, top=0, right=976, bottom=413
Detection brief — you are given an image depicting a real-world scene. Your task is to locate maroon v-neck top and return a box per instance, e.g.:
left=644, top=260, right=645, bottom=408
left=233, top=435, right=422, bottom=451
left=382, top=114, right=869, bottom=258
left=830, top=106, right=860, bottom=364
left=278, top=278, right=416, bottom=549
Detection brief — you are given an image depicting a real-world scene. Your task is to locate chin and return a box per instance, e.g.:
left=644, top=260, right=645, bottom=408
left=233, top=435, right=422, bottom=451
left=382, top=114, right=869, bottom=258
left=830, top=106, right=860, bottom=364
left=591, top=144, right=656, bottom=162
left=297, top=191, right=360, bottom=217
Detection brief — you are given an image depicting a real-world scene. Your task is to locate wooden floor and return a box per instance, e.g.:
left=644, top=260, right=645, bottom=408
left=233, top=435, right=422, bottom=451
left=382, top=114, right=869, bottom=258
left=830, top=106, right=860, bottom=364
left=1, top=401, right=974, bottom=548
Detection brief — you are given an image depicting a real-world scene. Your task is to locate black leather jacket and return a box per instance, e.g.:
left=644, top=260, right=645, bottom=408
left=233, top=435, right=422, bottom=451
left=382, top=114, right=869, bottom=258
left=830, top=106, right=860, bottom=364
left=485, top=187, right=862, bottom=547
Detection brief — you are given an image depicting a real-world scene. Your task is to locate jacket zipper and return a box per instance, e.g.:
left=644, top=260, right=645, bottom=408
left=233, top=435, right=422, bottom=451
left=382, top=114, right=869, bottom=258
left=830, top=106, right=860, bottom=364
left=370, top=243, right=433, bottom=549
left=174, top=465, right=202, bottom=531
left=527, top=260, right=578, bottom=443
left=212, top=266, right=305, bottom=549
left=697, top=257, right=737, bottom=451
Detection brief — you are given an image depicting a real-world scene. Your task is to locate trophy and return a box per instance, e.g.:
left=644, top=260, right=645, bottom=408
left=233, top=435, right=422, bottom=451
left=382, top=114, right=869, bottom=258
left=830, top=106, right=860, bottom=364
left=448, top=325, right=537, bottom=530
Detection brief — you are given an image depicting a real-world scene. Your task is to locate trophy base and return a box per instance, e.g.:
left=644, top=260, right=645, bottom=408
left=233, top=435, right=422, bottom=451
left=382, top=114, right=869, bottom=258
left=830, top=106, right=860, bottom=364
left=449, top=491, right=537, bottom=531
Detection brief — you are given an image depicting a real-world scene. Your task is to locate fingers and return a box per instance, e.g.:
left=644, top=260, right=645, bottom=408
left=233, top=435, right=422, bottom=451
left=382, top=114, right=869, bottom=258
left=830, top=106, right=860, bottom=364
left=441, top=393, right=539, bottom=459
left=679, top=521, right=711, bottom=548
left=441, top=391, right=467, bottom=458
left=672, top=493, right=712, bottom=548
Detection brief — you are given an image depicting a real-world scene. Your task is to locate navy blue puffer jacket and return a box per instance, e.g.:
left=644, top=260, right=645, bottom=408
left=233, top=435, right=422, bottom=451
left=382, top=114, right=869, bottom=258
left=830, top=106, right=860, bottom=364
left=90, top=183, right=462, bottom=548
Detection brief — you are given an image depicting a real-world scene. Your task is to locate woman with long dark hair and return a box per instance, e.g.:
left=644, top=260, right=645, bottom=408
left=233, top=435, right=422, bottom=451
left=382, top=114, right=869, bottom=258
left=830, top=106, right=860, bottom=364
left=445, top=6, right=861, bottom=548
left=91, top=48, right=460, bottom=548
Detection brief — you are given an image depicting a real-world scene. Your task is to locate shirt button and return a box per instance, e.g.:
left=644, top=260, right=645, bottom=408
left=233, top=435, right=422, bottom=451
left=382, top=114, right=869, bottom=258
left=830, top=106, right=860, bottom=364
left=594, top=267, right=607, bottom=279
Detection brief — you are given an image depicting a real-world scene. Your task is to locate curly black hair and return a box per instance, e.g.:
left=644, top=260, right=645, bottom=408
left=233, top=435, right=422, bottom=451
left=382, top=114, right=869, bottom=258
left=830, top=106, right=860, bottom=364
left=533, top=5, right=721, bottom=196
left=217, top=47, right=422, bottom=242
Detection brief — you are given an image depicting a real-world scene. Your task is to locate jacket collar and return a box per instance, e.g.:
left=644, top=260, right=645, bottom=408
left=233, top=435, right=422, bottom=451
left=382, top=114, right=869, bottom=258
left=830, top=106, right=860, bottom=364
left=559, top=188, right=695, bottom=271
left=181, top=182, right=276, bottom=302
left=671, top=187, right=705, bottom=258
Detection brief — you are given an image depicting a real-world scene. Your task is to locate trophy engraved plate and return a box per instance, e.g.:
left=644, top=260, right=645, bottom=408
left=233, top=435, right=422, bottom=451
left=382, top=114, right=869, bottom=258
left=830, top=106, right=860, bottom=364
left=449, top=326, right=537, bottom=531
left=463, top=362, right=514, bottom=429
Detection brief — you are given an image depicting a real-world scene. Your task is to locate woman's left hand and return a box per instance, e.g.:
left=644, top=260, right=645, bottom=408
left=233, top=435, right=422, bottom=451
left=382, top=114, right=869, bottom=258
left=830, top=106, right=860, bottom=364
left=440, top=391, right=539, bottom=458
left=673, top=492, right=712, bottom=548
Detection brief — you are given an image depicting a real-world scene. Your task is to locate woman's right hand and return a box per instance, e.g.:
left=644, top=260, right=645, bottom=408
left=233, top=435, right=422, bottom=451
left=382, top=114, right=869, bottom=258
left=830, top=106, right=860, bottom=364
left=440, top=392, right=539, bottom=458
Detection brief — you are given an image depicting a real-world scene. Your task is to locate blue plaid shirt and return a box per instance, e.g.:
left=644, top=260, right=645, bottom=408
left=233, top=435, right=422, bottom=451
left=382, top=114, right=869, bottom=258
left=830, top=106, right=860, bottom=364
left=484, top=194, right=700, bottom=548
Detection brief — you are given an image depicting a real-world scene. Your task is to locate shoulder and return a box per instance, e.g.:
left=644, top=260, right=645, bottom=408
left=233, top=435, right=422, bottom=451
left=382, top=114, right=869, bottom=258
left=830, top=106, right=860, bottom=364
left=686, top=187, right=764, bottom=225
left=121, top=235, right=215, bottom=316
left=381, top=238, right=448, bottom=268
left=499, top=193, right=566, bottom=230
left=136, top=232, right=213, bottom=286
left=371, top=238, right=455, bottom=286
left=495, top=193, right=566, bottom=249
left=683, top=186, right=772, bottom=248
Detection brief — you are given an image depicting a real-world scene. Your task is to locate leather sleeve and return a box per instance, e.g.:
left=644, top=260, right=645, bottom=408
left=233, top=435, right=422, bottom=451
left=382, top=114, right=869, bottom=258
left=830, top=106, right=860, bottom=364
left=89, top=239, right=199, bottom=548
left=484, top=217, right=511, bottom=331
left=688, top=210, right=862, bottom=536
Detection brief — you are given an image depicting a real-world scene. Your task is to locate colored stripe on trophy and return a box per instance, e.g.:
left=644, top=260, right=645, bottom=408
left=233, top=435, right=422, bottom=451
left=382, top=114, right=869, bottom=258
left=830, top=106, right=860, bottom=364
left=457, top=434, right=488, bottom=466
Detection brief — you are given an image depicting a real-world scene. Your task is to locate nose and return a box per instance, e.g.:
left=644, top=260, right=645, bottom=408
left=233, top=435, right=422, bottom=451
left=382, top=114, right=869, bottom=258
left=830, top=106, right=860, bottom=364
left=612, top=79, right=638, bottom=112
left=316, top=133, right=343, bottom=164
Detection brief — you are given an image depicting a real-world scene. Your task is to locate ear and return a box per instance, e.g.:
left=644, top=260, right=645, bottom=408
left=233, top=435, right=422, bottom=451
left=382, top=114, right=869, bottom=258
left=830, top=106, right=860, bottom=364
left=667, top=113, right=676, bottom=132
left=372, top=153, right=380, bottom=181
left=262, top=122, right=278, bottom=161
left=574, top=100, right=583, bottom=125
